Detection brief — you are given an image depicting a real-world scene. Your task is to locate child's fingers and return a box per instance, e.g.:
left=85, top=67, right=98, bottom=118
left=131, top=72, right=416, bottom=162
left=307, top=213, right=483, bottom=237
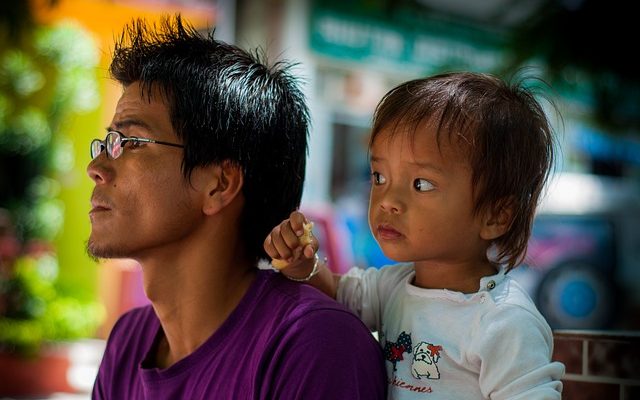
left=265, top=213, right=315, bottom=266
left=279, top=219, right=303, bottom=250
left=270, top=221, right=299, bottom=260
left=289, top=210, right=308, bottom=236
left=298, top=225, right=318, bottom=257
left=263, top=232, right=280, bottom=259
left=303, top=244, right=316, bottom=259
left=264, top=225, right=292, bottom=260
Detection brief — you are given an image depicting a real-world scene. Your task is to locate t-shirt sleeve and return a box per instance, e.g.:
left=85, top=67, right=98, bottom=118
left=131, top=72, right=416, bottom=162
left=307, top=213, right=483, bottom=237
left=259, top=307, right=387, bottom=399
left=337, top=264, right=410, bottom=331
left=472, top=304, right=565, bottom=399
left=337, top=266, right=381, bottom=330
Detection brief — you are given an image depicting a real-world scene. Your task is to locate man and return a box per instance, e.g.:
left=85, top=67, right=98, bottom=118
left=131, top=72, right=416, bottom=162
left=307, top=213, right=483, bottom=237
left=88, top=15, right=386, bottom=399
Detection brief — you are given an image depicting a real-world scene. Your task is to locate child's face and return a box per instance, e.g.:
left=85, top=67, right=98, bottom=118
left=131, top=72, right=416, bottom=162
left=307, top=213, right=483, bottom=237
left=368, top=125, right=490, bottom=266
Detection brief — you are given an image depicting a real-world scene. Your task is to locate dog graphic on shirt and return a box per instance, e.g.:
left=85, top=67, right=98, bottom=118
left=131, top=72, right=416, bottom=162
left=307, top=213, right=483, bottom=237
left=412, top=341, right=443, bottom=380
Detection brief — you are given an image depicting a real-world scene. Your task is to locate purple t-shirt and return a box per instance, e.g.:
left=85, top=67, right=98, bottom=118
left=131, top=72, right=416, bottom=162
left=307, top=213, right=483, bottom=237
left=92, top=269, right=386, bottom=399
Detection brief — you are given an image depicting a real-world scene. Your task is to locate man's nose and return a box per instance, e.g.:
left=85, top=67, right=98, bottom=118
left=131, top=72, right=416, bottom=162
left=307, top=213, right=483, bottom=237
left=87, top=156, right=110, bottom=184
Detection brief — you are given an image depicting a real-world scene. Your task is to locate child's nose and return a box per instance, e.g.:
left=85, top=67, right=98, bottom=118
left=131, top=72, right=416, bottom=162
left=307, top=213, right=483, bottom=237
left=379, top=190, right=404, bottom=214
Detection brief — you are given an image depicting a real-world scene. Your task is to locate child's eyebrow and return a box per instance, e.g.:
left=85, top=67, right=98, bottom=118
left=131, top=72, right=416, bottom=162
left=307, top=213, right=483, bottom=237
left=371, top=155, right=444, bottom=174
left=410, top=161, right=444, bottom=174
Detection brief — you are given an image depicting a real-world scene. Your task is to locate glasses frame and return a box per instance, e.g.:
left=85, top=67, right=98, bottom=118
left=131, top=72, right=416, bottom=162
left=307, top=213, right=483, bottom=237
left=90, top=130, right=184, bottom=160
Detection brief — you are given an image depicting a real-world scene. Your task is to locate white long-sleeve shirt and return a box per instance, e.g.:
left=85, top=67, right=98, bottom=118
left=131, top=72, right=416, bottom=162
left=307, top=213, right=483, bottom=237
left=338, top=263, right=565, bottom=399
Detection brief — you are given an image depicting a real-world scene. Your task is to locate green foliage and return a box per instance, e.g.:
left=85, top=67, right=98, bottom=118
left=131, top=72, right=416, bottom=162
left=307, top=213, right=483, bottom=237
left=0, top=12, right=103, bottom=357
left=0, top=253, right=105, bottom=356
left=0, top=21, right=99, bottom=242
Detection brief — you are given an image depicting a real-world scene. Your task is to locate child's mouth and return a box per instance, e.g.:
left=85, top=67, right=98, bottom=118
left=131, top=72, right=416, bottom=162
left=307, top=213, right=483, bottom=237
left=377, top=224, right=402, bottom=240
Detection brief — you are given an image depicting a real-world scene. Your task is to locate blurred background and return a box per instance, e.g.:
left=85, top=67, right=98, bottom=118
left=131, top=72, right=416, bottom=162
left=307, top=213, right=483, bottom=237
left=0, top=0, right=638, bottom=398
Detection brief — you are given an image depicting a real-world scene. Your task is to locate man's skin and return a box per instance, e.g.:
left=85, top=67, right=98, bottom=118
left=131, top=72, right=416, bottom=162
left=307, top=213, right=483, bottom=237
left=88, top=82, right=256, bottom=368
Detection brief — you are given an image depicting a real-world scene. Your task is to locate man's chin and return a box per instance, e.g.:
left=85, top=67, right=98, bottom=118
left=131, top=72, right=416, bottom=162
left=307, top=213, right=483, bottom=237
left=86, top=239, right=124, bottom=261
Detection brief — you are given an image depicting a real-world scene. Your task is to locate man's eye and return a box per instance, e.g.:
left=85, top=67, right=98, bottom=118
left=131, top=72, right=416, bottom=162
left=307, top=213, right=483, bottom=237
left=413, top=178, right=434, bottom=192
left=128, top=139, right=142, bottom=148
left=371, top=172, right=386, bottom=185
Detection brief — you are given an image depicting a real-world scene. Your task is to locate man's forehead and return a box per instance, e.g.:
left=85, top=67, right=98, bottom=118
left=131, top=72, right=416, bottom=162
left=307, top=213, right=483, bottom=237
left=110, top=82, right=174, bottom=139
left=114, top=83, right=167, bottom=117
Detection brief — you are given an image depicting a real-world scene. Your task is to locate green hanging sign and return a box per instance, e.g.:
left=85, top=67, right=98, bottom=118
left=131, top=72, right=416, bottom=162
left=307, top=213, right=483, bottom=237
left=309, top=1, right=507, bottom=73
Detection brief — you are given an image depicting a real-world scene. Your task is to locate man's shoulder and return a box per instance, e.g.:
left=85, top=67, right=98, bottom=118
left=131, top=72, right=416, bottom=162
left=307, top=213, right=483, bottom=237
left=254, top=271, right=387, bottom=399
left=257, top=270, right=371, bottom=330
left=263, top=270, right=348, bottom=311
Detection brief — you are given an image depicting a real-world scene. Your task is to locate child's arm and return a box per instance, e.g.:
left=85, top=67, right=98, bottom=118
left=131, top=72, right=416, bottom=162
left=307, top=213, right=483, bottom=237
left=264, top=210, right=340, bottom=299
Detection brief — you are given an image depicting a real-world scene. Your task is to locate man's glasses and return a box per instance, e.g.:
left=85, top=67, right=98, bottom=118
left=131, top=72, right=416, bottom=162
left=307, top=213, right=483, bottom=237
left=90, top=131, right=184, bottom=160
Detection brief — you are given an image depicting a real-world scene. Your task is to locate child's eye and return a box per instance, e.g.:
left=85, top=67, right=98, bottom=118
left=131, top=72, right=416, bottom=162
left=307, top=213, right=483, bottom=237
left=413, top=178, right=434, bottom=192
left=371, top=171, right=386, bottom=185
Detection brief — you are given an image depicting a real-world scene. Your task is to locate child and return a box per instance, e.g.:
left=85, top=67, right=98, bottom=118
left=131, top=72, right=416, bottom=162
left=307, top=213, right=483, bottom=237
left=265, top=71, right=565, bottom=399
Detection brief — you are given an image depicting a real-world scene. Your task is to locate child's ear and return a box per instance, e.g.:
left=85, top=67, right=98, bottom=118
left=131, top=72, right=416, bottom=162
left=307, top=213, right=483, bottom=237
left=480, top=197, right=515, bottom=241
left=201, top=161, right=244, bottom=216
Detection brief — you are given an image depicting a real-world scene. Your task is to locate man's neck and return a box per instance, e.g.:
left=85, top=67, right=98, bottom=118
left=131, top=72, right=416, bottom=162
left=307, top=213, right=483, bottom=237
left=138, top=237, right=256, bottom=368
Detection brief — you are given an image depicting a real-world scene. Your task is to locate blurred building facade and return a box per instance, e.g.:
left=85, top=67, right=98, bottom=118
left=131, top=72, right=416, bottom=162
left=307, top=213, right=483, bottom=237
left=3, top=1, right=638, bottom=397
left=4, top=0, right=639, bottom=338
left=231, top=0, right=640, bottom=330
left=233, top=0, right=639, bottom=199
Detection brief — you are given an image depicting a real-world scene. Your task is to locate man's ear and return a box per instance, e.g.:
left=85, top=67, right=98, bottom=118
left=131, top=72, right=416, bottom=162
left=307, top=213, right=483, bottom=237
left=201, top=161, right=244, bottom=216
left=480, top=198, right=515, bottom=241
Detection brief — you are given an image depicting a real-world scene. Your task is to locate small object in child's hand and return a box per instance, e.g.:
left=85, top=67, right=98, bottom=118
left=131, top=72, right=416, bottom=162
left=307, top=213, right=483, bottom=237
left=299, top=221, right=314, bottom=246
left=271, top=221, right=314, bottom=270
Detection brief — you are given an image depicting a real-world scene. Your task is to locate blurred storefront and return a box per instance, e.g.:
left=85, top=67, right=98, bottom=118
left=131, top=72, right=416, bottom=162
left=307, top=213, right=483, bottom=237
left=4, top=0, right=639, bottom=348
left=2, top=0, right=635, bottom=338
left=237, top=0, right=512, bottom=268
left=2, top=1, right=639, bottom=396
left=235, top=0, right=640, bottom=330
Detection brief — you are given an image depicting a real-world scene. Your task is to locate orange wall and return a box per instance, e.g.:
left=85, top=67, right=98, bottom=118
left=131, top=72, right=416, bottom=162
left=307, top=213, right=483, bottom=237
left=32, top=0, right=216, bottom=39
left=33, top=0, right=217, bottom=150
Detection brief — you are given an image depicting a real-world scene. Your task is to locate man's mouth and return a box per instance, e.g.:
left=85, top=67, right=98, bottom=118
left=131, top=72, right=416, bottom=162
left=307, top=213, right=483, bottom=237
left=89, top=195, right=112, bottom=217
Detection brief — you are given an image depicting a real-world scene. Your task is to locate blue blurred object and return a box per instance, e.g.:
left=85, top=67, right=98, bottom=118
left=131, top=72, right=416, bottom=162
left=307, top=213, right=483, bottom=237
left=573, top=125, right=640, bottom=166
left=335, top=197, right=395, bottom=269
left=562, top=281, right=596, bottom=318
left=510, top=173, right=640, bottom=329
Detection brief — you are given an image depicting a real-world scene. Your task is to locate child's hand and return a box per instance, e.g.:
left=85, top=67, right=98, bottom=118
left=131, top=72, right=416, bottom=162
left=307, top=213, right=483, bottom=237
left=264, top=210, right=318, bottom=273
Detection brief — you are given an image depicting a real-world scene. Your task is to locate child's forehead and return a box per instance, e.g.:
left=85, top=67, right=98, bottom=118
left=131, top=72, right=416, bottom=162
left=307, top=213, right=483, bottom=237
left=369, top=133, right=473, bottom=182
left=371, top=119, right=470, bottom=152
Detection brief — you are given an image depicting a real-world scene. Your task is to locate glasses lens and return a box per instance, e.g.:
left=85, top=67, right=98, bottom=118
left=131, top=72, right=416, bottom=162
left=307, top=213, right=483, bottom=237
left=106, top=132, right=123, bottom=159
left=90, top=139, right=104, bottom=159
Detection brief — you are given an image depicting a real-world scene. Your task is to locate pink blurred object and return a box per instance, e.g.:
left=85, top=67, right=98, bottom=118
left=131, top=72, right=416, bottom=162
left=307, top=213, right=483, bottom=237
left=302, top=203, right=355, bottom=275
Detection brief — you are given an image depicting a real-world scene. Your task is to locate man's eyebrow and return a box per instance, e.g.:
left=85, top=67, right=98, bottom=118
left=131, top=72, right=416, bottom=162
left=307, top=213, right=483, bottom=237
left=106, top=119, right=152, bottom=132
